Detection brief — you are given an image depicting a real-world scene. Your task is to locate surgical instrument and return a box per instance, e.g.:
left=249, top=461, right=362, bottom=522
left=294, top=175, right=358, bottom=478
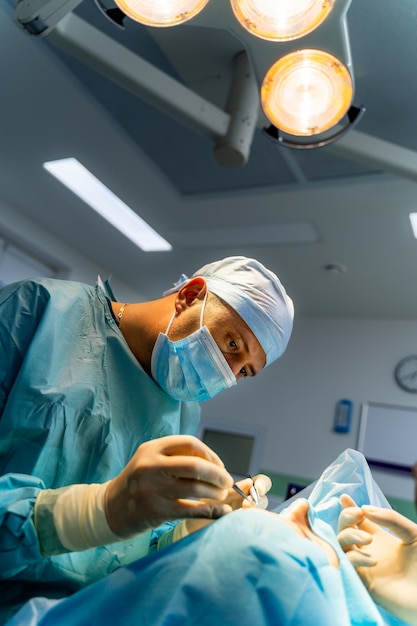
left=232, top=483, right=252, bottom=504
left=248, top=475, right=261, bottom=507
left=233, top=479, right=260, bottom=507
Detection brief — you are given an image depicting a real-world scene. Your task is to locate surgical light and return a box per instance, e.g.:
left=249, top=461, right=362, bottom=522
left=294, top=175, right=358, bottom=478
left=230, top=0, right=336, bottom=42
left=43, top=158, right=172, bottom=252
left=261, top=49, right=353, bottom=136
left=112, top=0, right=209, bottom=26
left=14, top=0, right=359, bottom=153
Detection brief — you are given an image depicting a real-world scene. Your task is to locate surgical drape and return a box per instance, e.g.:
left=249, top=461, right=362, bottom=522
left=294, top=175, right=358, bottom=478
left=6, top=505, right=407, bottom=626
left=5, top=447, right=410, bottom=626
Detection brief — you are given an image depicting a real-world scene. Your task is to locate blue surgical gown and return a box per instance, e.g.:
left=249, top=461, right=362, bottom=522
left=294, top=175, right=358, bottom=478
left=0, top=278, right=200, bottom=623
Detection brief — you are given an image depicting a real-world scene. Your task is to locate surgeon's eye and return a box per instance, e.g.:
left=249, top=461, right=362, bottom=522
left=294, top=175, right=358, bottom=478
left=229, top=340, right=238, bottom=350
left=240, top=367, right=248, bottom=377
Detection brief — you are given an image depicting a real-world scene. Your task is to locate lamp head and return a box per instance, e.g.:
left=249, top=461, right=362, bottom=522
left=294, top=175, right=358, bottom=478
left=261, top=48, right=353, bottom=136
left=230, top=0, right=336, bottom=42
left=113, top=0, right=210, bottom=26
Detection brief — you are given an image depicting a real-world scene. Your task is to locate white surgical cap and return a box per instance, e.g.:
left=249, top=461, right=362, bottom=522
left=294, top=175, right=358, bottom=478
left=165, top=256, right=294, bottom=367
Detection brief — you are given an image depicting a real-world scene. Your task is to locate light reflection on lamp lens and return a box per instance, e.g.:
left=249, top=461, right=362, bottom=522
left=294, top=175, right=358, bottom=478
left=230, top=0, right=336, bottom=41
left=261, top=49, right=353, bottom=136
left=113, top=0, right=209, bottom=26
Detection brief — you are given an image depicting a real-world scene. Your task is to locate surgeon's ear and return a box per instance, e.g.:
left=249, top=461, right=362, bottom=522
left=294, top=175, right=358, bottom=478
left=175, top=277, right=207, bottom=313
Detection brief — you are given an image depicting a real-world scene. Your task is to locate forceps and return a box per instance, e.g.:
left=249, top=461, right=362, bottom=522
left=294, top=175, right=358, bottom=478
left=232, top=475, right=260, bottom=507
left=248, top=475, right=261, bottom=507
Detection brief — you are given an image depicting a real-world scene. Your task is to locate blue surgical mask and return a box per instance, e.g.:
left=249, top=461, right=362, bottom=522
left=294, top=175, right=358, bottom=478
left=151, top=293, right=237, bottom=402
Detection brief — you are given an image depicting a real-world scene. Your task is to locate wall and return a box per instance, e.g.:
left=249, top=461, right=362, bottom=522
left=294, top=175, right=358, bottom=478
left=0, top=198, right=142, bottom=302
left=201, top=316, right=417, bottom=518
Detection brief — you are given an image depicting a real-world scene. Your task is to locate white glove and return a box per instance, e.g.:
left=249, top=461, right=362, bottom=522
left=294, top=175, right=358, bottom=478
left=36, top=434, right=234, bottom=553
left=164, top=473, right=273, bottom=543
left=105, top=435, right=234, bottom=538
left=337, top=493, right=417, bottom=626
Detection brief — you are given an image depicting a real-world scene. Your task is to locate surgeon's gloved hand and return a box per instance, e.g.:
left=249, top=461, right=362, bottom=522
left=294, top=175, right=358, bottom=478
left=233, top=474, right=272, bottom=510
left=337, top=493, right=417, bottom=626
left=105, top=435, right=234, bottom=539
left=162, top=473, right=273, bottom=544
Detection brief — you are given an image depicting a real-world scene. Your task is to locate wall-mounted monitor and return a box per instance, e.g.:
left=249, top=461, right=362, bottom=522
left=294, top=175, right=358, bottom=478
left=357, top=401, right=417, bottom=474
left=196, top=417, right=266, bottom=480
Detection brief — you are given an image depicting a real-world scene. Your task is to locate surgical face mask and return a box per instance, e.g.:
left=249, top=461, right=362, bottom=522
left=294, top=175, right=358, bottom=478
left=151, top=292, right=237, bottom=402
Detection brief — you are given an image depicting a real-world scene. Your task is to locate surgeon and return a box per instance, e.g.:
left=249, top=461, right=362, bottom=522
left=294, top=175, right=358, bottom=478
left=0, top=255, right=293, bottom=623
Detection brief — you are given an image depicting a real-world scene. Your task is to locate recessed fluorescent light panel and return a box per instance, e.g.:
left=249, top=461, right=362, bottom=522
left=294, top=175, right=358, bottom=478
left=43, top=158, right=172, bottom=252
left=409, top=213, right=417, bottom=239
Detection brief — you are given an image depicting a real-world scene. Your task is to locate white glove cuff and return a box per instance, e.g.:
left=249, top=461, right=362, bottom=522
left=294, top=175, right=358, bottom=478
left=157, top=521, right=188, bottom=550
left=53, top=482, right=121, bottom=552
left=173, top=520, right=189, bottom=542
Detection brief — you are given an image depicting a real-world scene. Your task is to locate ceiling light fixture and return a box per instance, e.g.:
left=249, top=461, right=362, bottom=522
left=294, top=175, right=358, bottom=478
left=254, top=0, right=365, bottom=147
left=230, top=0, right=336, bottom=42
left=112, top=0, right=210, bottom=26
left=109, top=0, right=360, bottom=143
left=43, top=158, right=172, bottom=252
left=14, top=0, right=362, bottom=153
left=261, top=48, right=352, bottom=136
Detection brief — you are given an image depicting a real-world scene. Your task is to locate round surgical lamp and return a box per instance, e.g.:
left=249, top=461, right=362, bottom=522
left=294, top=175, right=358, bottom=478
left=261, top=49, right=353, bottom=136
left=230, top=0, right=336, bottom=41
left=113, top=0, right=210, bottom=26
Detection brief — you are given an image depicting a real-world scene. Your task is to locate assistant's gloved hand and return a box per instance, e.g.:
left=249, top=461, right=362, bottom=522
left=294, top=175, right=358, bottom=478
left=337, top=494, right=376, bottom=568
left=337, top=493, right=417, bottom=626
left=105, top=435, right=234, bottom=539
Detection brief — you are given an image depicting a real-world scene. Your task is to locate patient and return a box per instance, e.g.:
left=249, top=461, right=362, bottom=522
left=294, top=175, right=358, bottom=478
left=4, top=503, right=374, bottom=626
left=5, top=449, right=412, bottom=626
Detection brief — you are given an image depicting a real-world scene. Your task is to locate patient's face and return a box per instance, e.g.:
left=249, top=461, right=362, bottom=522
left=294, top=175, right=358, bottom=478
left=271, top=500, right=339, bottom=567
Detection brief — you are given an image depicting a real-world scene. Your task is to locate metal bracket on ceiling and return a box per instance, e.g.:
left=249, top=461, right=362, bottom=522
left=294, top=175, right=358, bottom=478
left=45, top=12, right=258, bottom=167
left=213, top=51, right=260, bottom=168
left=13, top=0, right=83, bottom=36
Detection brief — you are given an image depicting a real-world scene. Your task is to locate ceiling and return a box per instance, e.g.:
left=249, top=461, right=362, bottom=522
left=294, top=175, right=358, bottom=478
left=2, top=0, right=417, bottom=319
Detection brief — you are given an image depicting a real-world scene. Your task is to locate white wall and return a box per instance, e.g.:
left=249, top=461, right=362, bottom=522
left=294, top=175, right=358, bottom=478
left=0, top=198, right=143, bottom=302
left=201, top=316, right=417, bottom=501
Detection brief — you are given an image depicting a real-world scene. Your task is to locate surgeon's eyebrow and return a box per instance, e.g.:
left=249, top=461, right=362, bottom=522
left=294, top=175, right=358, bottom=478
left=240, top=333, right=260, bottom=377
left=250, top=365, right=259, bottom=377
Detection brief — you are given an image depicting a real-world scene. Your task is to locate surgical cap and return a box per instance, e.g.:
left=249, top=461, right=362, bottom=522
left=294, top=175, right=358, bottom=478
left=166, top=256, right=294, bottom=366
